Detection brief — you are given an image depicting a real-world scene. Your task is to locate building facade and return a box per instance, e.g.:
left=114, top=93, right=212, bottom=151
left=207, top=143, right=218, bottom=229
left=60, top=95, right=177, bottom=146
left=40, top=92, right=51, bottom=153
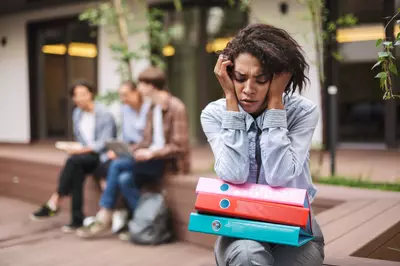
left=0, top=0, right=398, bottom=149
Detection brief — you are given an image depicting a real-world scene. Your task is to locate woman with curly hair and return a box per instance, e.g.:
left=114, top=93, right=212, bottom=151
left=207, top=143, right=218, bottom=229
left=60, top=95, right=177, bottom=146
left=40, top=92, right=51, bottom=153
left=200, top=23, right=325, bottom=266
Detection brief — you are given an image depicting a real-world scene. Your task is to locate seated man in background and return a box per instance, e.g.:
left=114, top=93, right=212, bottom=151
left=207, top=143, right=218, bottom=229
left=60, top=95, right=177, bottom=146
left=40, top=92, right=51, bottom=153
left=93, top=80, right=153, bottom=190
left=90, top=80, right=153, bottom=233
left=31, top=80, right=117, bottom=233
left=76, top=66, right=190, bottom=238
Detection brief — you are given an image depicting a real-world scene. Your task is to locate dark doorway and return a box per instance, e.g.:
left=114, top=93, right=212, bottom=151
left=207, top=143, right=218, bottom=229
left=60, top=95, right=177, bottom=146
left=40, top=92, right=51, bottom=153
left=28, top=16, right=97, bottom=141
left=325, top=0, right=399, bottom=148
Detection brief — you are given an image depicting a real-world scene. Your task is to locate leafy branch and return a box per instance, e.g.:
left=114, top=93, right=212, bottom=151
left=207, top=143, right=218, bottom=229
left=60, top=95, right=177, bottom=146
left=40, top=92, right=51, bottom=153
left=324, top=13, right=358, bottom=61
left=79, top=0, right=170, bottom=83
left=293, top=0, right=357, bottom=176
left=374, top=10, right=400, bottom=100
left=95, top=90, right=119, bottom=106
left=298, top=0, right=357, bottom=88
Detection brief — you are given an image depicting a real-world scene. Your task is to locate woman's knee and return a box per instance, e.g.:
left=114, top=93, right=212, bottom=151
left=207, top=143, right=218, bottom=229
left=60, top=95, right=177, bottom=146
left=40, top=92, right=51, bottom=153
left=215, top=238, right=273, bottom=266
left=272, top=240, right=324, bottom=266
left=118, top=172, right=133, bottom=187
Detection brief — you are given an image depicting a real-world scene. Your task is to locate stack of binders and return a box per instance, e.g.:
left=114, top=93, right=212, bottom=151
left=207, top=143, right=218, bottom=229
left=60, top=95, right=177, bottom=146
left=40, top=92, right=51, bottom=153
left=188, top=177, right=314, bottom=247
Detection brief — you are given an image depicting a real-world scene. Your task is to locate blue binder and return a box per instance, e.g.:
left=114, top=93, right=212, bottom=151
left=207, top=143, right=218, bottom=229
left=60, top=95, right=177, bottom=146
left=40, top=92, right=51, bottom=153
left=188, top=212, right=314, bottom=247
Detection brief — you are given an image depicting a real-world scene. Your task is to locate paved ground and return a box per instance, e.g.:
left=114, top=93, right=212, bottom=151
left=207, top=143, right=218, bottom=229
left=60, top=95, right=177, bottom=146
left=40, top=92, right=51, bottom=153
left=0, top=197, right=215, bottom=266
left=309, top=149, right=400, bottom=183
left=2, top=186, right=400, bottom=266
left=1, top=143, right=399, bottom=265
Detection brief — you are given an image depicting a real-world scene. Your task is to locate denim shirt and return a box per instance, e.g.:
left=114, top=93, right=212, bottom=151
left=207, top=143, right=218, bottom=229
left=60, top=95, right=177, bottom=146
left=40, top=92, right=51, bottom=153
left=121, top=99, right=152, bottom=144
left=73, top=102, right=117, bottom=162
left=200, top=94, right=319, bottom=202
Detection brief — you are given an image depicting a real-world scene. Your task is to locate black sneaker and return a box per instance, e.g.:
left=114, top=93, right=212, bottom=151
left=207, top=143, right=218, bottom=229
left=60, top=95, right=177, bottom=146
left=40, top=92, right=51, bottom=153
left=61, top=221, right=83, bottom=233
left=30, top=204, right=58, bottom=220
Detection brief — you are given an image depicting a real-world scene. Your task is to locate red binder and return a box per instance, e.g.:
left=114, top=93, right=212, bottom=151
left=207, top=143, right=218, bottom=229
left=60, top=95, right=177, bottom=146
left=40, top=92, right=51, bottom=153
left=195, top=192, right=310, bottom=228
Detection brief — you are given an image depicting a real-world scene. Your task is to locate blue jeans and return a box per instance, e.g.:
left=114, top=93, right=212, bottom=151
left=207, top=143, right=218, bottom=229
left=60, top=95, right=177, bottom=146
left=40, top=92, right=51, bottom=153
left=99, top=156, right=164, bottom=212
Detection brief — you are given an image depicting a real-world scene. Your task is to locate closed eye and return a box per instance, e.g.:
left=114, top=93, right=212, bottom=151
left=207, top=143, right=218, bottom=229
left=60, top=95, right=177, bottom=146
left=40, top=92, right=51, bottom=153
left=233, top=72, right=246, bottom=83
left=256, top=79, right=268, bottom=84
left=255, top=74, right=269, bottom=84
left=234, top=77, right=246, bottom=83
left=233, top=72, right=270, bottom=84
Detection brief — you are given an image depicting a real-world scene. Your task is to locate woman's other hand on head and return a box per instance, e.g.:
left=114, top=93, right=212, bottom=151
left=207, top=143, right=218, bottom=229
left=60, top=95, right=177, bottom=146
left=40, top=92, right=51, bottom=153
left=267, top=72, right=292, bottom=110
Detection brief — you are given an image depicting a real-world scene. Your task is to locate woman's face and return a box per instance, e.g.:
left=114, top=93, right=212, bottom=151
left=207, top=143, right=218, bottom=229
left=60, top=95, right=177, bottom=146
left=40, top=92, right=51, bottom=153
left=233, top=53, right=271, bottom=116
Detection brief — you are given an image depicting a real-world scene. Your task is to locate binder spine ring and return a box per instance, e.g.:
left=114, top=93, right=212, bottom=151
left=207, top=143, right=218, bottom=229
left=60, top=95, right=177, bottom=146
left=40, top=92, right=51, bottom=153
left=220, top=184, right=230, bottom=191
left=212, top=220, right=222, bottom=232
left=219, top=199, right=230, bottom=209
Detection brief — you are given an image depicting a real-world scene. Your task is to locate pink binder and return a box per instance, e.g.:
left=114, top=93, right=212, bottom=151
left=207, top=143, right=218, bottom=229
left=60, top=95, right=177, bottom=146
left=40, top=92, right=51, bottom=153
left=195, top=177, right=309, bottom=207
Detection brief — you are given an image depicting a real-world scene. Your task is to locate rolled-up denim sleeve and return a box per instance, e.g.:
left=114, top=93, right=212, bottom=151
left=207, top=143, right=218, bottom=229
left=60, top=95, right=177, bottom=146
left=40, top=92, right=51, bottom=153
left=200, top=104, right=250, bottom=184
left=260, top=106, right=319, bottom=187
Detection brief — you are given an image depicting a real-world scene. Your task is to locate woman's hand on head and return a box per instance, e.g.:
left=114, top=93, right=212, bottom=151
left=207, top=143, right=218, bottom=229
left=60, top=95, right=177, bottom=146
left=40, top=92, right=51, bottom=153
left=267, top=72, right=292, bottom=110
left=214, top=54, right=239, bottom=111
left=214, top=54, right=235, bottom=98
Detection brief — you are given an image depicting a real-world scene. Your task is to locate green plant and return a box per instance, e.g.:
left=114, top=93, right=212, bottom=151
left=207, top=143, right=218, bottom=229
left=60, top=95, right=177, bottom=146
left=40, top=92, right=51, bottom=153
left=294, top=0, right=357, bottom=177
left=82, top=0, right=357, bottom=103
left=81, top=0, right=252, bottom=106
left=95, top=90, right=119, bottom=106
left=290, top=1, right=357, bottom=93
left=79, top=0, right=170, bottom=83
left=373, top=9, right=400, bottom=100
left=79, top=0, right=250, bottom=84
left=314, top=175, right=400, bottom=192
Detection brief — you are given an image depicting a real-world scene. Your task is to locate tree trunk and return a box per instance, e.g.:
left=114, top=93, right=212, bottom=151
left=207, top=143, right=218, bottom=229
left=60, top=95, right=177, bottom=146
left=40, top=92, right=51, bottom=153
left=113, top=0, right=133, bottom=81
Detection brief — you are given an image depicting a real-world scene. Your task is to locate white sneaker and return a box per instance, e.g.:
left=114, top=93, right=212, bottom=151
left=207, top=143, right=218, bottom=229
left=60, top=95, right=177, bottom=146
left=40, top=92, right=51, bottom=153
left=83, top=216, right=97, bottom=227
left=112, top=209, right=128, bottom=233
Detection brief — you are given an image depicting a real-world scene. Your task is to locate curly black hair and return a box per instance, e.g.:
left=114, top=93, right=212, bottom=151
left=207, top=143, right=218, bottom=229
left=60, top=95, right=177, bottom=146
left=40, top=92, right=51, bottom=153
left=221, top=23, right=309, bottom=94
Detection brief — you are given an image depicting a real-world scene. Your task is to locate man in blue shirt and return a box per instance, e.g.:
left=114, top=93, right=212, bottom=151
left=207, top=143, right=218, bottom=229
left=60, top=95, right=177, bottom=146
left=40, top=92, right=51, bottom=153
left=94, top=80, right=153, bottom=189
left=119, top=80, right=152, bottom=145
